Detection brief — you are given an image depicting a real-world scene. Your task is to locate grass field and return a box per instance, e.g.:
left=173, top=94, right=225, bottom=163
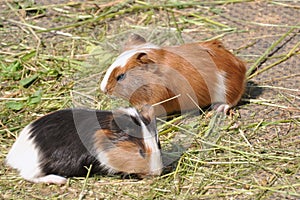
left=0, top=0, right=299, bottom=199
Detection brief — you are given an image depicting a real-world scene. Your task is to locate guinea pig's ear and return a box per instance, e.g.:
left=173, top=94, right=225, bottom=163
left=139, top=104, right=155, bottom=125
left=135, top=52, right=154, bottom=64
left=123, top=34, right=147, bottom=50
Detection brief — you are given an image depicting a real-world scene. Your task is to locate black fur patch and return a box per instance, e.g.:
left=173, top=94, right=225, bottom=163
left=30, top=109, right=113, bottom=177
left=28, top=108, right=159, bottom=177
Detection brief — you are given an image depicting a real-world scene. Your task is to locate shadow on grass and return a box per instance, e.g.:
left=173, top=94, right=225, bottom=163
left=239, top=80, right=264, bottom=107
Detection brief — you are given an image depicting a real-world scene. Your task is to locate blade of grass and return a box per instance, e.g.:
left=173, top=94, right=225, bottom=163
left=157, top=117, right=296, bottom=161
left=78, top=164, right=93, bottom=200
left=6, top=1, right=41, bottom=58
left=247, top=27, right=296, bottom=78
left=248, top=41, right=300, bottom=79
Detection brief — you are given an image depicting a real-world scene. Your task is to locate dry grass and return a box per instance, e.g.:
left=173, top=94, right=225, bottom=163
left=1, top=0, right=299, bottom=199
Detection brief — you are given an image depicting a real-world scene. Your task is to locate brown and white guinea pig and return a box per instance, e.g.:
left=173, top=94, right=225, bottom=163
left=6, top=105, right=163, bottom=184
left=100, top=34, right=246, bottom=115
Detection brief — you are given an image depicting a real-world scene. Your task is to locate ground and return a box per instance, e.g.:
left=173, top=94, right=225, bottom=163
left=0, top=0, right=299, bottom=199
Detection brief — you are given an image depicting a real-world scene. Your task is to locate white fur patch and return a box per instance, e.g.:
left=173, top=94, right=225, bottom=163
left=119, top=107, right=139, bottom=118
left=100, top=43, right=159, bottom=92
left=211, top=71, right=231, bottom=113
left=95, top=150, right=110, bottom=170
left=6, top=125, right=43, bottom=181
left=123, top=106, right=163, bottom=174
left=31, top=174, right=67, bottom=184
left=212, top=71, right=227, bottom=103
left=141, top=123, right=163, bottom=175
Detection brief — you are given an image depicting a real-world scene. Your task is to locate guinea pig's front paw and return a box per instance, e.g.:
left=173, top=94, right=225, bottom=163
left=212, top=103, right=230, bottom=114
left=32, top=174, right=67, bottom=185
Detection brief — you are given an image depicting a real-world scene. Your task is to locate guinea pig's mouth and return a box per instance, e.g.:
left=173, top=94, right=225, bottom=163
left=136, top=173, right=161, bottom=179
left=121, top=172, right=161, bottom=179
left=105, top=94, right=116, bottom=99
left=106, top=94, right=125, bottom=101
left=102, top=88, right=110, bottom=95
left=121, top=173, right=144, bottom=180
left=101, top=85, right=114, bottom=95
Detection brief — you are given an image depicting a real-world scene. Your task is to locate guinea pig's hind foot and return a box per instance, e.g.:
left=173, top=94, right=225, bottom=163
left=212, top=103, right=230, bottom=114
left=30, top=174, right=67, bottom=184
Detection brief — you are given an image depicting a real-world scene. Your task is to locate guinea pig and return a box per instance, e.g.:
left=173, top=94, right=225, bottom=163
left=100, top=34, right=246, bottom=115
left=6, top=105, right=163, bottom=184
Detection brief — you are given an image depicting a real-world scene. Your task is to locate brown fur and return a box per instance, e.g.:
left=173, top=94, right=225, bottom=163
left=94, top=129, right=151, bottom=175
left=106, top=141, right=152, bottom=175
left=103, top=35, right=246, bottom=115
left=200, top=40, right=246, bottom=106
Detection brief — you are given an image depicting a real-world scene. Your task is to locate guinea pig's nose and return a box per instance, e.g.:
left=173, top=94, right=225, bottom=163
left=100, top=81, right=107, bottom=93
left=100, top=86, right=107, bottom=94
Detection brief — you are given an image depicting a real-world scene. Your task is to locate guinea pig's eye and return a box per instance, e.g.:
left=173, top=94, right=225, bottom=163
left=139, top=149, right=145, bottom=158
left=116, top=73, right=126, bottom=82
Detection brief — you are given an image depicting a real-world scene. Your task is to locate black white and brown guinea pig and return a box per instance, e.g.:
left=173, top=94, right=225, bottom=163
left=6, top=105, right=163, bottom=184
left=100, top=34, right=246, bottom=115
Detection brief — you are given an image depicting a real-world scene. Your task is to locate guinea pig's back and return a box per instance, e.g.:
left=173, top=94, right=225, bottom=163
left=158, top=40, right=245, bottom=109
left=158, top=43, right=227, bottom=108
left=36, top=109, right=105, bottom=177
left=6, top=109, right=110, bottom=178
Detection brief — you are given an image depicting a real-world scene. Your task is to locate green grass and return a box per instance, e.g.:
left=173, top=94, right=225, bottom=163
left=1, top=0, right=299, bottom=199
